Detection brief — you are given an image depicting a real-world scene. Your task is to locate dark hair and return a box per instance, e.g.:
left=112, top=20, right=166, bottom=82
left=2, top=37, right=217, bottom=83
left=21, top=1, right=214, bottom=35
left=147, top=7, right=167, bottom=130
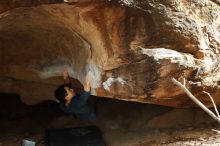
left=54, top=83, right=72, bottom=102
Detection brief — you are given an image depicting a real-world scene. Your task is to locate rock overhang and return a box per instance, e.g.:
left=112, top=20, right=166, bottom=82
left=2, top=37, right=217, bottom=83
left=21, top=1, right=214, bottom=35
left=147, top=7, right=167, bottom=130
left=0, top=0, right=219, bottom=107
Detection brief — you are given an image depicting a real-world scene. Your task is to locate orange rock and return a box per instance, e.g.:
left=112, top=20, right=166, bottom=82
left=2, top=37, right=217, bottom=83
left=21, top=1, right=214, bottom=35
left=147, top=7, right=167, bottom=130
left=0, top=1, right=219, bottom=107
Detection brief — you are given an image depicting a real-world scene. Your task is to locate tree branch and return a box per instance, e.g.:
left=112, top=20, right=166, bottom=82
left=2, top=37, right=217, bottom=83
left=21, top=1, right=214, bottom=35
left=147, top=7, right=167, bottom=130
left=203, top=91, right=220, bottom=119
left=172, top=78, right=220, bottom=124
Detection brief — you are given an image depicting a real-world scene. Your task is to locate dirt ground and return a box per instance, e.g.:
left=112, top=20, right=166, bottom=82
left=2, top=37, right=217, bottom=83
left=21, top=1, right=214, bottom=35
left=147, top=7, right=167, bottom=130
left=0, top=93, right=220, bottom=146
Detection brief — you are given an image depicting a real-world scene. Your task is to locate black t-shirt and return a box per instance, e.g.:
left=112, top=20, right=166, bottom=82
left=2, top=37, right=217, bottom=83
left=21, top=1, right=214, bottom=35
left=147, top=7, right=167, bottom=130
left=59, top=88, right=96, bottom=120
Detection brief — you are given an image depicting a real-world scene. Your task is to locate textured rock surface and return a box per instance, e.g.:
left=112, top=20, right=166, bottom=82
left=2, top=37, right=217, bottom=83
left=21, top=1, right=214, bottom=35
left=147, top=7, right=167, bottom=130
left=0, top=0, right=220, bottom=107
left=0, top=0, right=63, bottom=14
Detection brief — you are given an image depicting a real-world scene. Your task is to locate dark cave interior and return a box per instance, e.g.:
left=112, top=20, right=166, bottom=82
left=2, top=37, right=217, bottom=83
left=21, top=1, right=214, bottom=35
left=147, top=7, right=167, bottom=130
left=0, top=93, right=219, bottom=146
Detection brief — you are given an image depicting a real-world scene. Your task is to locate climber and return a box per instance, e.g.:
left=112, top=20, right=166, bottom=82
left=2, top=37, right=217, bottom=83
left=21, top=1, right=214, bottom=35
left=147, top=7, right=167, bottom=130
left=54, top=68, right=96, bottom=120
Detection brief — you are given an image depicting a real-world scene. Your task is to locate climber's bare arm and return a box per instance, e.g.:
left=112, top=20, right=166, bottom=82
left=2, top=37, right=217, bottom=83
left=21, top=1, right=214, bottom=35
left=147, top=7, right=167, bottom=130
left=83, top=71, right=92, bottom=92
left=63, top=68, right=71, bottom=84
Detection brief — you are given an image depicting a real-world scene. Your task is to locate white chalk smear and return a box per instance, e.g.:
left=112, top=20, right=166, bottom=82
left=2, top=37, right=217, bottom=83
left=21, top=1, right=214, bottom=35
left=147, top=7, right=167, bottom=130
left=141, top=47, right=220, bottom=87
left=39, top=65, right=76, bottom=79
left=85, top=63, right=102, bottom=88
left=38, top=63, right=102, bottom=89
left=120, top=0, right=135, bottom=6
left=102, top=77, right=126, bottom=91
left=141, top=47, right=197, bottom=68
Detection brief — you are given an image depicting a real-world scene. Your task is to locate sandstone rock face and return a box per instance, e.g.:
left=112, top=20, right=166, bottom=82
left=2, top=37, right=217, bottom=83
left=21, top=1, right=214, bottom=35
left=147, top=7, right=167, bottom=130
left=0, top=0, right=64, bottom=14
left=0, top=0, right=219, bottom=107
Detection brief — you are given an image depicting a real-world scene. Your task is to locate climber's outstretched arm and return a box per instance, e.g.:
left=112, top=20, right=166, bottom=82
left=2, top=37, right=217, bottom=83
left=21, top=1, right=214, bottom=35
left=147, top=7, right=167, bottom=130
left=83, top=71, right=92, bottom=92
left=63, top=68, right=71, bottom=85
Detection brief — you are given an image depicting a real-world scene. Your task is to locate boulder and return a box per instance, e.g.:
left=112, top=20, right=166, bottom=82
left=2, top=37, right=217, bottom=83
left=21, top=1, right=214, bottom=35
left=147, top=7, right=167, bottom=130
left=0, top=0, right=220, bottom=107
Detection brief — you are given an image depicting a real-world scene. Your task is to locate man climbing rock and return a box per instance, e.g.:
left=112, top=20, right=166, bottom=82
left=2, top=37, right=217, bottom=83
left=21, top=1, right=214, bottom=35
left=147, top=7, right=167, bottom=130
left=54, top=68, right=96, bottom=120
